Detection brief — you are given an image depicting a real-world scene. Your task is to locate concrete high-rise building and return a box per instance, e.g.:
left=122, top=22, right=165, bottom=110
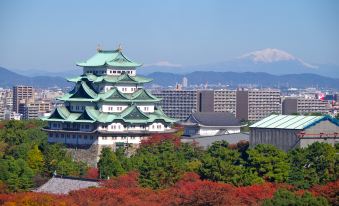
left=13, top=86, right=34, bottom=113
left=20, top=103, right=39, bottom=120
left=182, top=77, right=188, bottom=88
left=213, top=90, right=237, bottom=115
left=153, top=89, right=198, bottom=120
left=236, top=89, right=281, bottom=122
left=282, top=97, right=328, bottom=115
left=197, top=90, right=237, bottom=115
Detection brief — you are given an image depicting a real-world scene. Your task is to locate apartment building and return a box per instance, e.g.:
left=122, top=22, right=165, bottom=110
left=153, top=89, right=198, bottom=120
left=282, top=97, right=328, bottom=115
left=236, top=89, right=282, bottom=122
left=13, top=86, right=34, bottom=113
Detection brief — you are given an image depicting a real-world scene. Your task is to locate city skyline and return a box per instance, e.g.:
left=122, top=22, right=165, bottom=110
left=0, top=0, right=338, bottom=72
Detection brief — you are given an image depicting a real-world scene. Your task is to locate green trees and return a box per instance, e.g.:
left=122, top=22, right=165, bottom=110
left=262, top=189, right=329, bottom=206
left=27, top=145, right=44, bottom=173
left=247, top=144, right=290, bottom=182
left=199, top=141, right=263, bottom=186
left=287, top=142, right=337, bottom=188
left=0, top=157, right=34, bottom=191
left=98, top=147, right=124, bottom=179
left=0, top=120, right=88, bottom=192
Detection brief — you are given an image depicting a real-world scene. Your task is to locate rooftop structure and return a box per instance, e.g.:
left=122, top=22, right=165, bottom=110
left=182, top=112, right=243, bottom=137
left=35, top=176, right=99, bottom=194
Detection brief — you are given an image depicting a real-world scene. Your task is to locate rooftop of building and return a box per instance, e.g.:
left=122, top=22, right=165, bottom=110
left=76, top=47, right=142, bottom=68
left=34, top=175, right=99, bottom=194
left=182, top=112, right=242, bottom=127
left=181, top=133, right=249, bottom=149
left=250, top=114, right=339, bottom=130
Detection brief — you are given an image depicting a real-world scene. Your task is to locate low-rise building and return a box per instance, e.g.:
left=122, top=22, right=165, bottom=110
left=249, top=115, right=339, bottom=151
left=182, top=112, right=243, bottom=137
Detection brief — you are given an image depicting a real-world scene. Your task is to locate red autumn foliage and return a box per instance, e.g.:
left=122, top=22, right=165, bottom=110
left=159, top=172, right=241, bottom=205
left=1, top=172, right=337, bottom=206
left=310, top=180, right=339, bottom=206
left=100, top=171, right=139, bottom=189
left=84, top=167, right=99, bottom=179
left=0, top=192, right=67, bottom=206
left=235, top=183, right=277, bottom=206
left=140, top=133, right=181, bottom=148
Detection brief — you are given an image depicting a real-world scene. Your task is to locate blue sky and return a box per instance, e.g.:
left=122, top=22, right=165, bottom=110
left=0, top=0, right=338, bottom=71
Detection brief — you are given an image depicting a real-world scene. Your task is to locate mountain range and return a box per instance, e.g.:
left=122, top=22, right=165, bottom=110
left=1, top=66, right=339, bottom=89
left=0, top=67, right=71, bottom=88
left=1, top=48, right=338, bottom=89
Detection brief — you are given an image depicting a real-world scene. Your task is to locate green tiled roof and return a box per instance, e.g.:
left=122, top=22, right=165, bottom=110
left=67, top=73, right=152, bottom=84
left=59, top=81, right=99, bottom=102
left=59, top=81, right=160, bottom=103
left=43, top=105, right=176, bottom=124
left=76, top=49, right=142, bottom=68
left=249, top=115, right=336, bottom=130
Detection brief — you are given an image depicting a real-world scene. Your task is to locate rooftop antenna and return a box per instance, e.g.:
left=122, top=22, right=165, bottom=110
left=117, top=43, right=123, bottom=51
left=96, top=44, right=102, bottom=52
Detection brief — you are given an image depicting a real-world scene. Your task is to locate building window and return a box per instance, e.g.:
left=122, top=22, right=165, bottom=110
left=102, top=137, right=107, bottom=140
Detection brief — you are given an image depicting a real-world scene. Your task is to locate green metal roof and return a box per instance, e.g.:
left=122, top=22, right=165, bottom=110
left=76, top=49, right=142, bottom=68
left=67, top=73, right=152, bottom=84
left=43, top=105, right=176, bottom=124
left=249, top=115, right=327, bottom=129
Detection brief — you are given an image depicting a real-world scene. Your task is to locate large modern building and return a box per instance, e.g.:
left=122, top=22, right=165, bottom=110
left=250, top=115, right=339, bottom=151
left=236, top=89, right=281, bottom=122
left=153, top=89, right=198, bottom=120
left=282, top=97, right=328, bottom=115
left=41, top=47, right=176, bottom=164
left=13, top=86, right=34, bottom=113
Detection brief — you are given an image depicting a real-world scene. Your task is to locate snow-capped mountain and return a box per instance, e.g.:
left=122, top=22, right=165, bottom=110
left=140, top=48, right=338, bottom=78
left=239, top=48, right=318, bottom=69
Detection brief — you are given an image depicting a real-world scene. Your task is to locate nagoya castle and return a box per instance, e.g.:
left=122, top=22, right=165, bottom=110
left=42, top=46, right=176, bottom=165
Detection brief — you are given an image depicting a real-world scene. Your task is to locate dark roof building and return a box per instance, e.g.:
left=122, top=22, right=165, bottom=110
left=181, top=133, right=249, bottom=149
left=182, top=112, right=244, bottom=137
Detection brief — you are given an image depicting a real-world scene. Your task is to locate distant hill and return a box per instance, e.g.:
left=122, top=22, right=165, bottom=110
left=1, top=66, right=338, bottom=89
left=148, top=71, right=339, bottom=89
left=0, top=67, right=71, bottom=88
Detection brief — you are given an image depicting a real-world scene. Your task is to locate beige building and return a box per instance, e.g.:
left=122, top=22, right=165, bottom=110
left=13, top=86, right=34, bottom=113
left=282, top=97, right=328, bottom=115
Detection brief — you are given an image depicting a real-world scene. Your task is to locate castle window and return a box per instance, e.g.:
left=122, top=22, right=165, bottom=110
left=90, top=136, right=94, bottom=140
